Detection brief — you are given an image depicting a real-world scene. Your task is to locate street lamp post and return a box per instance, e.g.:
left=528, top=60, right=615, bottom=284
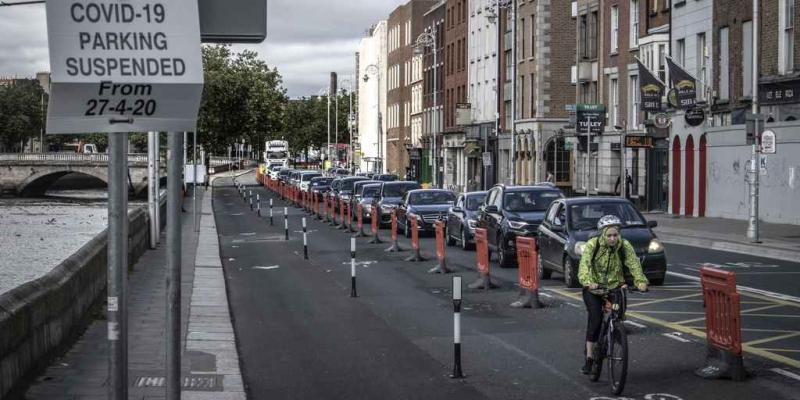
left=415, top=28, right=438, bottom=188
left=364, top=64, right=382, bottom=174
left=615, top=121, right=628, bottom=200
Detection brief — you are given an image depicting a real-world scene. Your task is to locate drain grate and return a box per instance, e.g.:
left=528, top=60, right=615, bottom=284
left=133, top=374, right=222, bottom=391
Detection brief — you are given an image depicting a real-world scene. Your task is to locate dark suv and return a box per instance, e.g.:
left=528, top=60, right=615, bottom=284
left=477, top=184, right=564, bottom=268
left=374, top=181, right=422, bottom=226
left=396, top=189, right=456, bottom=236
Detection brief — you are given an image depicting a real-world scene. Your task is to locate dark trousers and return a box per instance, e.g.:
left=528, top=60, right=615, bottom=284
left=582, top=288, right=605, bottom=342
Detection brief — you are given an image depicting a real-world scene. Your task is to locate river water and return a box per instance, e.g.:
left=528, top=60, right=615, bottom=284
left=0, top=189, right=145, bottom=296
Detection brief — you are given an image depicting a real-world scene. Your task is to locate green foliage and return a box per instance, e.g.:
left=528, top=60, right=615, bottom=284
left=198, top=44, right=288, bottom=156
left=281, top=89, right=353, bottom=160
left=0, top=79, right=45, bottom=151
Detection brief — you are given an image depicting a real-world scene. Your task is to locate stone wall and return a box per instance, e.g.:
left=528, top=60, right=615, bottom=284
left=0, top=207, right=151, bottom=398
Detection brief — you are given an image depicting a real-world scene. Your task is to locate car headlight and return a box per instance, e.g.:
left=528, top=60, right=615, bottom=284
left=467, top=219, right=477, bottom=229
left=380, top=204, right=393, bottom=212
left=507, top=220, right=527, bottom=230
left=647, top=239, right=664, bottom=253
left=364, top=203, right=372, bottom=211
left=575, top=241, right=588, bottom=256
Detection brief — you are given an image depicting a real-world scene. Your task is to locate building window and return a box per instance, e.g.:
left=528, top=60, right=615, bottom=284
left=530, top=73, right=536, bottom=117
left=520, top=75, right=525, bottom=118
left=630, top=0, right=639, bottom=47
left=579, top=15, right=588, bottom=58
left=611, top=6, right=619, bottom=53
left=658, top=44, right=666, bottom=83
left=743, top=21, right=754, bottom=98
left=780, top=0, right=795, bottom=74
left=521, top=18, right=526, bottom=59
left=675, top=39, right=685, bottom=67
left=697, top=33, right=707, bottom=100
left=719, top=27, right=730, bottom=100
left=530, top=15, right=536, bottom=58
left=610, top=77, right=619, bottom=127
left=590, top=11, right=598, bottom=58
left=630, top=74, right=639, bottom=127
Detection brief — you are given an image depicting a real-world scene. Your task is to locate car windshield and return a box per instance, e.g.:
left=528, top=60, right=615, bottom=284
left=568, top=202, right=645, bottom=230
left=408, top=191, right=456, bottom=205
left=302, top=174, right=320, bottom=182
left=362, top=185, right=381, bottom=197
left=312, top=178, right=332, bottom=186
left=341, top=179, right=365, bottom=191
left=465, top=194, right=487, bottom=211
left=503, top=190, right=561, bottom=212
left=383, top=183, right=419, bottom=198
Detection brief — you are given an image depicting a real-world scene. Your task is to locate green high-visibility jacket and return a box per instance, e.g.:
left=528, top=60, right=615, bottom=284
left=578, top=228, right=649, bottom=289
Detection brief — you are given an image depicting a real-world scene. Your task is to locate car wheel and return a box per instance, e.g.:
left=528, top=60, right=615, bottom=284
left=498, top=238, right=514, bottom=269
left=445, top=226, right=455, bottom=246
left=537, top=252, right=552, bottom=280
left=460, top=228, right=471, bottom=251
left=563, top=256, right=579, bottom=288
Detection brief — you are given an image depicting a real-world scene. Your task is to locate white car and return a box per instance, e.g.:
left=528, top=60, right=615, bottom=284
left=299, top=172, right=322, bottom=192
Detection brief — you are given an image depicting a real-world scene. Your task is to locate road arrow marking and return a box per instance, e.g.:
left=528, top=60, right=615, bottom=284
left=662, top=332, right=691, bottom=343
left=252, top=265, right=280, bottom=270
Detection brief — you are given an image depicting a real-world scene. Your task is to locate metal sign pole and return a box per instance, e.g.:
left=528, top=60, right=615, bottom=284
left=193, top=131, right=198, bottom=232
left=167, top=132, right=184, bottom=400
left=155, top=132, right=161, bottom=243
left=107, top=132, right=129, bottom=400
left=148, top=132, right=158, bottom=249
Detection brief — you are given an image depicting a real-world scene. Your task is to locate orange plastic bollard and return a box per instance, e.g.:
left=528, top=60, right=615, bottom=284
left=384, top=209, right=402, bottom=252
left=695, top=266, right=746, bottom=381
left=428, top=220, right=451, bottom=273
left=510, top=236, right=540, bottom=308
left=468, top=228, right=495, bottom=289
left=368, top=200, right=382, bottom=244
left=405, top=215, right=426, bottom=262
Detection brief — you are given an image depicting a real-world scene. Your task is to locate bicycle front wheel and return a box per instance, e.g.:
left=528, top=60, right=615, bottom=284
left=608, top=324, right=628, bottom=395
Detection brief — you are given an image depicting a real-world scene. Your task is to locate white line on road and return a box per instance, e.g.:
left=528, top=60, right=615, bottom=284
left=624, top=320, right=647, bottom=329
left=667, top=271, right=800, bottom=304
left=566, top=302, right=581, bottom=308
left=539, top=292, right=553, bottom=298
left=662, top=332, right=691, bottom=343
left=240, top=232, right=256, bottom=236
left=771, top=368, right=800, bottom=382
left=252, top=265, right=280, bottom=270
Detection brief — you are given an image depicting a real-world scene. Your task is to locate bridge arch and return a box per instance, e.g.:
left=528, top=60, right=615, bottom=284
left=18, top=167, right=109, bottom=197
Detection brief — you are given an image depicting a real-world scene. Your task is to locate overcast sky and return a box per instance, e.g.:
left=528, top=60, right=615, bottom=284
left=0, top=0, right=401, bottom=98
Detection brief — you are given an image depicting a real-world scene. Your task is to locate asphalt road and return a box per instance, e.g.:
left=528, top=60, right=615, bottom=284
left=213, top=177, right=800, bottom=400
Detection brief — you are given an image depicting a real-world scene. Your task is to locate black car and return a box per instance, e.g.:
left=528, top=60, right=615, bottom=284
left=396, top=189, right=456, bottom=237
left=537, top=197, right=666, bottom=288
left=445, top=191, right=488, bottom=250
left=477, top=184, right=564, bottom=268
left=373, top=174, right=398, bottom=182
left=335, top=177, right=370, bottom=211
left=278, top=168, right=293, bottom=183
left=374, top=181, right=422, bottom=226
left=356, top=183, right=383, bottom=222
left=309, top=177, right=334, bottom=195
left=350, top=180, right=381, bottom=218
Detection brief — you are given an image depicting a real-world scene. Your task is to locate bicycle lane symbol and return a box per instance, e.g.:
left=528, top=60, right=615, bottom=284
left=590, top=394, right=684, bottom=400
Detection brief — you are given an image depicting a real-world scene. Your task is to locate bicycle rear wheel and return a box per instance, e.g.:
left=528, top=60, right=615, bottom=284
left=608, top=324, right=628, bottom=395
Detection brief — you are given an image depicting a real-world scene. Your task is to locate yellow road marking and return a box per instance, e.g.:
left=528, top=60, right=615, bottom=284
left=743, top=332, right=800, bottom=347
left=628, top=292, right=703, bottom=307
left=548, top=288, right=800, bottom=369
left=741, top=304, right=785, bottom=314
left=673, top=316, right=707, bottom=325
left=759, top=348, right=800, bottom=353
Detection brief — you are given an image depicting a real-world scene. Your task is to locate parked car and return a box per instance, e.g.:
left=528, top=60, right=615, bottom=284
left=445, top=191, right=488, bottom=250
left=536, top=197, right=666, bottom=287
left=278, top=168, right=293, bottom=183
left=396, top=189, right=456, bottom=237
left=309, top=177, right=334, bottom=195
left=268, top=166, right=285, bottom=180
left=356, top=183, right=383, bottom=222
left=477, top=184, right=564, bottom=268
left=375, top=181, right=422, bottom=226
left=299, top=172, right=322, bottom=192
left=373, top=174, right=398, bottom=182
left=335, top=176, right=370, bottom=210
left=350, top=180, right=381, bottom=218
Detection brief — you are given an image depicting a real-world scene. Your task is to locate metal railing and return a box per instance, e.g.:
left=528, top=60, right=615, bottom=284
left=0, top=153, right=150, bottom=163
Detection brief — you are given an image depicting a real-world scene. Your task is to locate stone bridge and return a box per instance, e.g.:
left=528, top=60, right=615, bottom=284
left=0, top=153, right=164, bottom=197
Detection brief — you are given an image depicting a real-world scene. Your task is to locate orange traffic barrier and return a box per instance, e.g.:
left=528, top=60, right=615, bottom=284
left=384, top=209, right=402, bottom=251
left=329, top=193, right=338, bottom=226
left=468, top=228, right=495, bottom=289
left=346, top=202, right=355, bottom=233
left=356, top=204, right=368, bottom=237
left=368, top=200, right=382, bottom=244
left=323, top=194, right=329, bottom=222
left=511, top=237, right=540, bottom=308
left=405, top=215, right=425, bottom=262
left=338, top=198, right=346, bottom=230
left=429, top=220, right=451, bottom=273
left=695, top=266, right=746, bottom=381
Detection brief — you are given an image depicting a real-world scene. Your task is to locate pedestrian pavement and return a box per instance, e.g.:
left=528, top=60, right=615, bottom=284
left=643, top=212, right=800, bottom=262
left=24, top=188, right=245, bottom=399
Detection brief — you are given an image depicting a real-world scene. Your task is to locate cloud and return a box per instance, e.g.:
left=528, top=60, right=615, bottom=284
left=0, top=0, right=402, bottom=97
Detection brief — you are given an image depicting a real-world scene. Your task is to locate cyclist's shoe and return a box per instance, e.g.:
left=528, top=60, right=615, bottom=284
left=581, top=358, right=593, bottom=375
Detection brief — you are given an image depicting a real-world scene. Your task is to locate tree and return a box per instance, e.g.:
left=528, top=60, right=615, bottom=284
left=0, top=79, right=45, bottom=152
left=198, top=45, right=288, bottom=156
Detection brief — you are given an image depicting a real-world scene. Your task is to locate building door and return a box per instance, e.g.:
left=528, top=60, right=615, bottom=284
left=671, top=136, right=681, bottom=215
left=645, top=141, right=669, bottom=212
left=685, top=135, right=695, bottom=216
left=699, top=134, right=707, bottom=217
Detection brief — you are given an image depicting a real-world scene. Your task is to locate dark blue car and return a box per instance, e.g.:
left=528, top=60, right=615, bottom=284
left=445, top=191, right=488, bottom=250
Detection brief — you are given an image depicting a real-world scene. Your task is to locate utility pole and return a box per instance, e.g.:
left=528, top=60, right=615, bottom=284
left=510, top=0, right=517, bottom=186
left=166, top=132, right=183, bottom=400
left=747, top=0, right=761, bottom=242
left=107, top=133, right=128, bottom=400
left=432, top=30, right=439, bottom=188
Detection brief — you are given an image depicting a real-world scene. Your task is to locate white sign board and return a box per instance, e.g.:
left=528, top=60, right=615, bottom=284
left=747, top=156, right=768, bottom=176
left=761, top=130, right=776, bottom=154
left=482, top=152, right=492, bottom=167
left=45, top=0, right=204, bottom=134
left=184, top=164, right=207, bottom=184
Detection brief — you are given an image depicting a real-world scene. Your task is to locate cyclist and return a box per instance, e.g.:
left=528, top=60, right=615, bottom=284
left=578, top=215, right=648, bottom=374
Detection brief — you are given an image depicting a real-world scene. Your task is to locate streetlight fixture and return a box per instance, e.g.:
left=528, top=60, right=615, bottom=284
left=363, top=64, right=383, bottom=174
left=414, top=27, right=438, bottom=188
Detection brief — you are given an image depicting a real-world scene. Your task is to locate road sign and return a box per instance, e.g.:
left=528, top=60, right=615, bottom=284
left=45, top=0, right=204, bottom=134
left=684, top=106, right=705, bottom=127
left=199, top=0, right=267, bottom=43
left=482, top=152, right=492, bottom=167
left=761, top=130, right=776, bottom=154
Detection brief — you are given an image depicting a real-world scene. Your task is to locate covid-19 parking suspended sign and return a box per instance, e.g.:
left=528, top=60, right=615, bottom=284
left=45, top=0, right=204, bottom=134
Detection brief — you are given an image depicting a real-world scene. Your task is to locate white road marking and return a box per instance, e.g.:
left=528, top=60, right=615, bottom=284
left=228, top=258, right=235, bottom=261
left=230, top=213, right=244, bottom=216
left=624, top=320, right=647, bottom=329
left=252, top=265, right=280, bottom=270
left=342, top=260, right=378, bottom=267
left=667, top=271, right=800, bottom=304
left=539, top=292, right=553, bottom=298
left=240, top=232, right=256, bottom=236
left=771, top=368, right=800, bottom=382
left=662, top=332, right=691, bottom=343
left=566, top=302, right=581, bottom=308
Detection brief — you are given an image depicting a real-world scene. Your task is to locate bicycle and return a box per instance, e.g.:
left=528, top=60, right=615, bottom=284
left=588, top=285, right=644, bottom=395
